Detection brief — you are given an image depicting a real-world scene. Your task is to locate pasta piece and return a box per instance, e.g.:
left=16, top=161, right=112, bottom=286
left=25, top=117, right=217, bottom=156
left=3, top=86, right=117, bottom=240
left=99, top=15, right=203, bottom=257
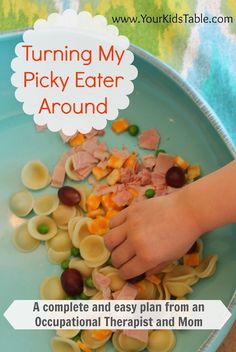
left=51, top=336, right=80, bottom=352
left=47, top=248, right=71, bottom=264
left=75, top=185, right=92, bottom=211
left=107, top=269, right=126, bottom=291
left=155, top=285, right=164, bottom=300
left=148, top=330, right=176, bottom=352
left=81, top=330, right=111, bottom=349
left=195, top=255, right=218, bottom=279
left=71, top=217, right=92, bottom=248
left=83, top=285, right=98, bottom=297
left=161, top=263, right=177, bottom=273
left=40, top=276, right=66, bottom=300
left=12, top=223, right=40, bottom=252
left=65, top=156, right=82, bottom=181
left=56, top=329, right=80, bottom=339
left=9, top=190, right=33, bottom=217
left=91, top=291, right=104, bottom=300
left=28, top=215, right=57, bottom=241
left=161, top=283, right=171, bottom=300
left=68, top=216, right=83, bottom=239
left=33, top=193, right=59, bottom=215
left=135, top=280, right=156, bottom=300
left=164, top=265, right=197, bottom=286
left=119, top=332, right=147, bottom=351
left=21, top=160, right=51, bottom=190
left=46, top=230, right=72, bottom=252
left=112, top=332, right=126, bottom=352
left=80, top=235, right=110, bottom=268
left=69, top=258, right=93, bottom=277
left=52, top=204, right=76, bottom=227
left=165, top=282, right=193, bottom=298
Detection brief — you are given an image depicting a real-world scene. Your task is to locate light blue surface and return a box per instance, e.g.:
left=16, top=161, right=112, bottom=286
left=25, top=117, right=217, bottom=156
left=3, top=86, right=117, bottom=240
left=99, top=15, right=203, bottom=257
left=0, top=33, right=235, bottom=352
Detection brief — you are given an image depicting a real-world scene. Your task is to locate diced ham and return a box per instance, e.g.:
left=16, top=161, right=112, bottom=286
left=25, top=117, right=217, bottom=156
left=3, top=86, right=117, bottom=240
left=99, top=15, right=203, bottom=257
left=120, top=168, right=134, bottom=184
left=94, top=151, right=110, bottom=161
left=123, top=330, right=149, bottom=343
left=84, top=128, right=98, bottom=139
left=138, top=128, right=160, bottom=150
left=51, top=164, right=66, bottom=188
left=151, top=171, right=166, bottom=188
left=95, top=184, right=125, bottom=196
left=75, top=165, right=94, bottom=180
left=155, top=185, right=167, bottom=196
left=97, top=141, right=108, bottom=152
left=111, top=146, right=130, bottom=159
left=139, top=168, right=152, bottom=186
left=142, top=154, right=156, bottom=169
left=35, top=124, right=47, bottom=132
left=72, top=151, right=97, bottom=170
left=112, top=190, right=133, bottom=207
left=88, top=175, right=98, bottom=188
left=112, top=290, right=121, bottom=300
left=97, top=160, right=108, bottom=170
left=82, top=137, right=99, bottom=154
left=93, top=271, right=111, bottom=300
left=154, top=153, right=174, bottom=174
left=115, top=283, right=138, bottom=300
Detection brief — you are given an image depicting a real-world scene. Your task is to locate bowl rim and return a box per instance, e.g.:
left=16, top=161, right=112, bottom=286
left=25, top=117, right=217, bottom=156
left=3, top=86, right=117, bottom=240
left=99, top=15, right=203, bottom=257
left=1, top=30, right=236, bottom=351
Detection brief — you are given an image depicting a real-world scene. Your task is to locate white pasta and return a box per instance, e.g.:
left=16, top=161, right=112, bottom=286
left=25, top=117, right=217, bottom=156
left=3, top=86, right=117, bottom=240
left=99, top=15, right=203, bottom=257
left=75, top=185, right=92, bottom=211
left=51, top=336, right=80, bottom=352
left=12, top=222, right=40, bottom=252
left=112, top=332, right=126, bottom=352
left=21, top=160, right=51, bottom=190
left=28, top=215, right=57, bottom=241
left=165, top=282, right=193, bottom=298
left=195, top=255, right=218, bottom=279
left=81, top=330, right=111, bottom=349
left=71, top=217, right=92, bottom=248
left=80, top=235, right=110, bottom=268
left=46, top=230, right=72, bottom=252
left=56, top=330, right=80, bottom=339
left=52, top=204, right=76, bottom=227
left=40, top=276, right=65, bottom=300
left=83, top=285, right=98, bottom=297
left=119, top=332, right=148, bottom=351
left=47, top=248, right=71, bottom=264
left=68, top=216, right=83, bottom=239
left=164, top=265, right=197, bottom=286
left=148, top=330, right=176, bottom=352
left=136, top=280, right=156, bottom=300
left=69, top=258, right=93, bottom=277
left=9, top=190, right=33, bottom=217
left=33, top=193, right=59, bottom=215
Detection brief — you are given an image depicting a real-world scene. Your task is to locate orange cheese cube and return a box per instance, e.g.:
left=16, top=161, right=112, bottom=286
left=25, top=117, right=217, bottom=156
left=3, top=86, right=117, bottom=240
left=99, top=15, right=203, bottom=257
left=106, top=209, right=119, bottom=220
left=86, top=193, right=101, bottom=211
left=92, top=330, right=112, bottom=341
left=92, top=166, right=110, bottom=180
left=187, top=164, right=201, bottom=180
left=88, top=216, right=109, bottom=235
left=107, top=155, right=125, bottom=169
left=124, top=153, right=137, bottom=169
left=101, top=193, right=120, bottom=211
left=77, top=342, right=92, bottom=352
left=69, top=133, right=85, bottom=147
left=175, top=155, right=189, bottom=170
left=107, top=169, right=120, bottom=185
left=88, top=208, right=105, bottom=218
left=111, top=118, right=129, bottom=133
left=146, top=274, right=161, bottom=285
left=183, top=253, right=200, bottom=267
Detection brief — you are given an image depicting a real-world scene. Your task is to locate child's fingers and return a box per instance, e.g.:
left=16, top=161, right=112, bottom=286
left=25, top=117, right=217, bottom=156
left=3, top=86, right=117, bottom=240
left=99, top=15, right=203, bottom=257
left=118, top=256, right=149, bottom=280
left=109, top=208, right=127, bottom=229
left=104, top=223, right=127, bottom=251
left=145, top=262, right=168, bottom=276
left=111, top=239, right=135, bottom=268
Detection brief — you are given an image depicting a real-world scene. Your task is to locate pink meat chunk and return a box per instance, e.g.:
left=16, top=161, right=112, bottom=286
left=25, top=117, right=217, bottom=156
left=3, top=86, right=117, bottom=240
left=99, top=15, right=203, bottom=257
left=93, top=271, right=112, bottom=300
left=138, top=128, right=160, bottom=150
left=123, top=330, right=149, bottom=343
left=112, top=190, right=133, bottom=207
left=142, top=154, right=156, bottom=169
left=51, top=164, right=66, bottom=188
left=154, top=153, right=175, bottom=174
left=72, top=151, right=97, bottom=170
left=115, top=283, right=138, bottom=300
left=151, top=171, right=166, bottom=188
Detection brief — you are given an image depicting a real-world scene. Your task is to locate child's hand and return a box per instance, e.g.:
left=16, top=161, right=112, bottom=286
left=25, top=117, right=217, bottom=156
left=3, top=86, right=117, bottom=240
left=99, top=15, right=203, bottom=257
left=104, top=190, right=202, bottom=280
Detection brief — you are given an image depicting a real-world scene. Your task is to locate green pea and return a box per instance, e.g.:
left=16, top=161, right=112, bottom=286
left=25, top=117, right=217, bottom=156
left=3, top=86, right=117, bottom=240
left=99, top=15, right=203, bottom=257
left=37, top=223, right=49, bottom=234
left=71, top=246, right=80, bottom=257
left=106, top=256, right=113, bottom=266
left=145, top=188, right=156, bottom=199
left=128, top=124, right=139, bottom=136
left=85, top=277, right=95, bottom=289
left=155, top=149, right=166, bottom=156
left=79, top=292, right=89, bottom=300
left=65, top=295, right=76, bottom=300
left=61, top=259, right=70, bottom=270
